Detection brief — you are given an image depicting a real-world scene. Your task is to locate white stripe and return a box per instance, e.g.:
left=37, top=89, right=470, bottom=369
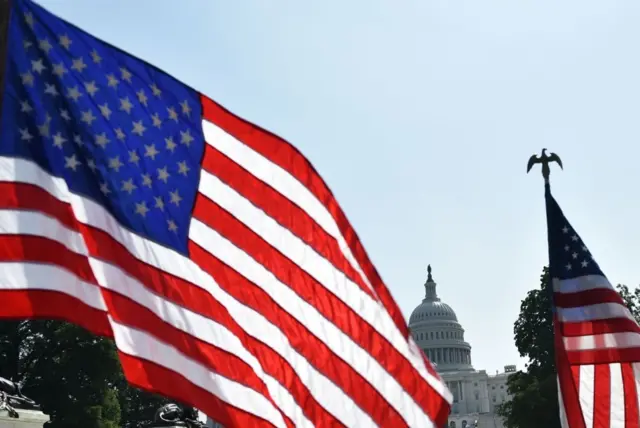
left=553, top=275, right=612, bottom=294
left=0, top=209, right=88, bottom=255
left=579, top=364, right=595, bottom=428
left=557, top=302, right=635, bottom=323
left=189, top=219, right=433, bottom=428
left=201, top=120, right=372, bottom=293
left=557, top=376, right=570, bottom=428
left=88, top=258, right=312, bottom=428
left=632, top=363, right=640, bottom=425
left=0, top=261, right=106, bottom=310
left=610, top=363, right=625, bottom=428
left=197, top=168, right=450, bottom=405
left=564, top=332, right=640, bottom=351
left=0, top=157, right=380, bottom=427
left=109, top=318, right=287, bottom=428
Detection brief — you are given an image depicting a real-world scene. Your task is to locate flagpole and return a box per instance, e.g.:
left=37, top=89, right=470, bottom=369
left=0, top=0, right=11, bottom=119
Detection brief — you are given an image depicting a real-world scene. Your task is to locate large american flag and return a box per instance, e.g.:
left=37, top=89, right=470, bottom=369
left=546, top=188, right=640, bottom=428
left=0, top=1, right=452, bottom=426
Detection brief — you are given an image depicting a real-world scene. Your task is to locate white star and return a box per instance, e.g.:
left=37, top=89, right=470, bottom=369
left=562, top=226, right=569, bottom=234
left=109, top=156, right=123, bottom=172
left=38, top=39, right=53, bottom=54
left=67, top=85, right=83, bottom=102
left=99, top=182, right=111, bottom=195
left=169, top=189, right=182, bottom=206
left=23, top=40, right=32, bottom=50
left=44, top=83, right=59, bottom=96
left=20, top=100, right=32, bottom=113
left=80, top=109, right=96, bottom=125
left=136, top=89, right=148, bottom=106
left=165, top=137, right=176, bottom=152
left=115, top=128, right=126, bottom=141
left=64, top=154, right=80, bottom=171
left=155, top=197, right=165, bottom=210
left=144, top=144, right=159, bottom=160
left=180, top=129, right=193, bottom=146
left=581, top=260, right=589, bottom=268
left=84, top=81, right=99, bottom=97
left=167, top=107, right=178, bottom=122
left=73, top=134, right=83, bottom=146
left=571, top=235, right=579, bottom=242
left=150, top=83, right=162, bottom=97
left=565, top=263, right=572, bottom=271
left=24, top=12, right=34, bottom=28
left=61, top=109, right=71, bottom=121
left=19, top=128, right=33, bottom=142
left=128, top=150, right=140, bottom=165
left=37, top=115, right=51, bottom=137
left=99, top=103, right=112, bottom=119
left=120, top=67, right=133, bottom=83
left=157, top=166, right=170, bottom=183
left=95, top=132, right=110, bottom=148
left=59, top=34, right=72, bottom=50
left=121, top=178, right=137, bottom=194
left=87, top=159, right=97, bottom=172
left=106, top=74, right=119, bottom=88
left=71, top=57, right=87, bottom=72
left=52, top=62, right=68, bottom=77
left=91, top=50, right=102, bottom=64
left=581, top=245, right=588, bottom=252
left=119, top=97, right=133, bottom=114
left=135, top=202, right=149, bottom=217
left=151, top=113, right=162, bottom=128
left=132, top=120, right=146, bottom=136
left=141, top=173, right=152, bottom=188
left=52, top=132, right=66, bottom=149
left=31, top=59, right=46, bottom=74
left=177, top=160, right=190, bottom=176
left=180, top=100, right=191, bottom=116
left=20, top=72, right=34, bottom=86
left=571, top=252, right=578, bottom=259
left=167, top=219, right=178, bottom=233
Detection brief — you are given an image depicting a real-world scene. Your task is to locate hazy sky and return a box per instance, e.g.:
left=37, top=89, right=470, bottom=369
left=35, top=0, right=640, bottom=374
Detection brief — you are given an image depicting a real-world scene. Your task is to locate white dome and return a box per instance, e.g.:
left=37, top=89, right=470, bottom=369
left=408, top=265, right=473, bottom=372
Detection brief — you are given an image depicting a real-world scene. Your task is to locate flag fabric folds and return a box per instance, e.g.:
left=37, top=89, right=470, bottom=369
left=0, top=1, right=452, bottom=427
left=546, top=188, right=640, bottom=428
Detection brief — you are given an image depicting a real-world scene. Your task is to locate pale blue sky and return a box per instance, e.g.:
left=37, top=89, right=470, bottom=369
left=36, top=0, right=640, bottom=374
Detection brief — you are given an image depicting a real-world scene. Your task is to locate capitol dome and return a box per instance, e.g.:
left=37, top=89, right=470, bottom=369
left=408, top=265, right=473, bottom=372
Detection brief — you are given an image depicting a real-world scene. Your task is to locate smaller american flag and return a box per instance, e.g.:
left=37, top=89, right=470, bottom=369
left=546, top=189, right=640, bottom=428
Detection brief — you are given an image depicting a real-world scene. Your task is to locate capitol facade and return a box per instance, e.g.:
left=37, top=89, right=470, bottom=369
left=409, top=266, right=516, bottom=428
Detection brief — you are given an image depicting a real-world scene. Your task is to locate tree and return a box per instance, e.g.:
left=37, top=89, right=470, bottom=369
left=0, top=320, right=167, bottom=427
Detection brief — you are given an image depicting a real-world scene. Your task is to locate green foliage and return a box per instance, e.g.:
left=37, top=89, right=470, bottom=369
left=497, top=266, right=640, bottom=428
left=0, top=320, right=168, bottom=428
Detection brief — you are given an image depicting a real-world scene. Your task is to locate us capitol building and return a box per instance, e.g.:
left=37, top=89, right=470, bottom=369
left=409, top=266, right=516, bottom=428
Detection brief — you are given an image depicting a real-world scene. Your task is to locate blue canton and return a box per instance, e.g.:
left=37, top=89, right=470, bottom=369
left=546, top=191, right=605, bottom=281
left=0, top=0, right=205, bottom=255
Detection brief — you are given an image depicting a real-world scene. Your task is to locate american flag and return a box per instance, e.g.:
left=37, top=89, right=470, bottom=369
left=0, top=1, right=452, bottom=427
left=546, top=188, right=640, bottom=428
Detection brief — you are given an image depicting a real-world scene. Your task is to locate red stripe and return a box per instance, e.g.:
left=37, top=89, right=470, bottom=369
left=567, top=348, right=640, bottom=365
left=118, top=352, right=276, bottom=428
left=189, top=240, right=406, bottom=428
left=554, top=315, right=587, bottom=428
left=621, top=363, right=639, bottom=428
left=192, top=193, right=449, bottom=425
left=554, top=288, right=628, bottom=308
left=0, top=289, right=112, bottom=337
left=0, top=184, right=337, bottom=426
left=201, top=144, right=368, bottom=297
left=0, top=181, right=77, bottom=229
left=561, top=318, right=640, bottom=337
left=593, top=364, right=611, bottom=428
left=200, top=96, right=410, bottom=341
